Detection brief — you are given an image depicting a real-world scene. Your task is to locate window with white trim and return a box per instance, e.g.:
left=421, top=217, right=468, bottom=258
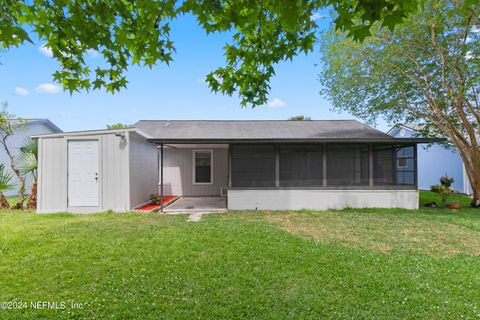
left=193, top=150, right=213, bottom=184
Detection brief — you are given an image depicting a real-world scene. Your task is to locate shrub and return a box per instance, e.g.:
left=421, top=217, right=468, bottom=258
left=430, top=185, right=451, bottom=207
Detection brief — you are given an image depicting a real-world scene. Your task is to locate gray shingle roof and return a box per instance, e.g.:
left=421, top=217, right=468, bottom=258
left=134, top=120, right=399, bottom=142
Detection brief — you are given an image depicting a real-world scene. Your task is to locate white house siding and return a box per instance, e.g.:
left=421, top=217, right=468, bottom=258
left=129, top=132, right=159, bottom=209
left=99, top=133, right=130, bottom=212
left=37, top=131, right=132, bottom=213
left=37, top=137, right=68, bottom=213
left=1, top=121, right=60, bottom=197
left=162, top=147, right=228, bottom=196
left=228, top=189, right=419, bottom=210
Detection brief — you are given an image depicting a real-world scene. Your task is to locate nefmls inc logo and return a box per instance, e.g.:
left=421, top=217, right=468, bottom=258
left=30, top=301, right=67, bottom=310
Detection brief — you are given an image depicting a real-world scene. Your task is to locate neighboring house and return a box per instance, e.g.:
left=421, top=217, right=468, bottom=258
left=0, top=119, right=62, bottom=197
left=34, top=120, right=438, bottom=214
left=388, top=124, right=472, bottom=194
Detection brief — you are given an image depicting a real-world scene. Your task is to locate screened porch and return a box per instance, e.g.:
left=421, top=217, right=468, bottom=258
left=228, top=143, right=417, bottom=189
left=155, top=142, right=417, bottom=212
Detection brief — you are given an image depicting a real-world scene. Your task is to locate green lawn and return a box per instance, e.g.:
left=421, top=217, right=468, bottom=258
left=1, top=192, right=479, bottom=319
left=419, top=190, right=474, bottom=208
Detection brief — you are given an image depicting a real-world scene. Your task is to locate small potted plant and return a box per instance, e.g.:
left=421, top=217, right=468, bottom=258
left=440, top=175, right=454, bottom=188
left=447, top=202, right=460, bottom=210
left=150, top=193, right=161, bottom=205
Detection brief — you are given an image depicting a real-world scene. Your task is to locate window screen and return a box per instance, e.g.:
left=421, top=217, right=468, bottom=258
left=373, top=145, right=394, bottom=185
left=231, top=144, right=275, bottom=187
left=279, top=144, right=322, bottom=186
left=395, top=146, right=415, bottom=185
left=373, top=145, right=415, bottom=185
left=194, top=150, right=212, bottom=184
left=326, top=145, right=369, bottom=186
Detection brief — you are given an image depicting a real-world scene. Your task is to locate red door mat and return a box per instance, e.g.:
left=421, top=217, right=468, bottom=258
left=136, top=196, right=178, bottom=211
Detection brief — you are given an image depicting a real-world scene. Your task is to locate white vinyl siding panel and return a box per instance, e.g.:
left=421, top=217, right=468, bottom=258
left=129, top=133, right=158, bottom=209
left=162, top=148, right=228, bottom=196
left=100, top=133, right=130, bottom=212
left=37, top=137, right=68, bottom=213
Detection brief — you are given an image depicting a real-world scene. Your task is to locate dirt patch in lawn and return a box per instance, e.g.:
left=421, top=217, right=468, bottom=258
left=265, top=212, right=480, bottom=257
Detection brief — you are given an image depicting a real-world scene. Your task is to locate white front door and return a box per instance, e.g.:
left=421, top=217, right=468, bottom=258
left=68, top=140, right=99, bottom=207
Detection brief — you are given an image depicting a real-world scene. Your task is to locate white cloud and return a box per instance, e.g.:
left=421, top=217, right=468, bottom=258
left=14, top=87, right=29, bottom=96
left=39, top=44, right=53, bottom=57
left=267, top=98, right=286, bottom=108
left=310, top=12, right=326, bottom=21
left=87, top=49, right=100, bottom=58
left=36, top=83, right=62, bottom=94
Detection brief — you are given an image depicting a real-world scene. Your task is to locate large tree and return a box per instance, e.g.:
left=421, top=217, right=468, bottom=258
left=1, top=0, right=419, bottom=106
left=320, top=0, right=480, bottom=205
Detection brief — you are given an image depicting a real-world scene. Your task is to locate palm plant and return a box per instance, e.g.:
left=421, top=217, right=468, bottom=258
left=16, top=139, right=38, bottom=209
left=0, top=163, right=16, bottom=208
left=17, top=139, right=38, bottom=180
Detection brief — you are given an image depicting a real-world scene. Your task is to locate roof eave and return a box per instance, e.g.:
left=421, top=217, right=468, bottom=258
left=147, top=137, right=445, bottom=144
left=31, top=127, right=148, bottom=139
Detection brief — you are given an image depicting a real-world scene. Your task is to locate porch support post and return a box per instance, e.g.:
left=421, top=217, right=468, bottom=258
left=228, top=144, right=232, bottom=188
left=369, top=143, right=374, bottom=186
left=322, top=144, right=327, bottom=186
left=160, top=143, right=164, bottom=213
left=275, top=144, right=280, bottom=188
left=414, top=144, right=418, bottom=189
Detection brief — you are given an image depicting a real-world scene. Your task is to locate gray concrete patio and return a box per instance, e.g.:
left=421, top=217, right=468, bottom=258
left=163, top=197, right=227, bottom=213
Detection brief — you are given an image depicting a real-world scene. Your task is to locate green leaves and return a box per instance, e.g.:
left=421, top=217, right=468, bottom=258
left=16, top=139, right=38, bottom=182
left=0, top=164, right=16, bottom=194
left=0, top=0, right=425, bottom=107
left=319, top=0, right=480, bottom=138
left=106, top=123, right=128, bottom=130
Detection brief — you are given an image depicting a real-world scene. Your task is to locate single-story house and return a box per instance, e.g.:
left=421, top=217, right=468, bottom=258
left=34, top=120, right=438, bottom=213
left=1, top=119, right=62, bottom=196
left=388, top=124, right=472, bottom=194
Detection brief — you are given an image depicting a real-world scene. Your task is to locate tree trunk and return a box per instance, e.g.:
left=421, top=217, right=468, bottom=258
left=0, top=133, right=26, bottom=209
left=15, top=177, right=25, bottom=209
left=28, top=182, right=37, bottom=210
left=462, top=152, right=480, bottom=207
left=471, top=176, right=480, bottom=207
left=0, top=194, right=10, bottom=209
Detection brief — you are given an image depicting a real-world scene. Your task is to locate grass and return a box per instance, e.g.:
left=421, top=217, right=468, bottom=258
left=419, top=190, right=473, bottom=207
left=5, top=195, right=30, bottom=207
left=0, top=192, right=479, bottom=319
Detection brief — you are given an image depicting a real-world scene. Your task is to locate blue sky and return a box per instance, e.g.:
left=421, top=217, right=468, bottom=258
left=0, top=12, right=389, bottom=132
